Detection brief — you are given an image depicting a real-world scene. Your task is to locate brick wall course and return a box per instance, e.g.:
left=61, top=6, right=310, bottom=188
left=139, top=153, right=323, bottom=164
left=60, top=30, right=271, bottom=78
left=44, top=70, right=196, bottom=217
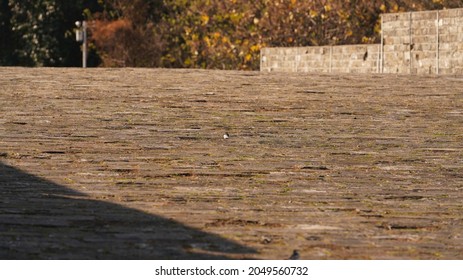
left=261, top=8, right=463, bottom=74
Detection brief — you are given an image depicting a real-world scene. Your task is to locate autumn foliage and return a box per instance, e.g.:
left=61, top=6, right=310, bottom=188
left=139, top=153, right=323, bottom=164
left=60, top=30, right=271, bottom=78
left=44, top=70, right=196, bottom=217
left=88, top=0, right=463, bottom=70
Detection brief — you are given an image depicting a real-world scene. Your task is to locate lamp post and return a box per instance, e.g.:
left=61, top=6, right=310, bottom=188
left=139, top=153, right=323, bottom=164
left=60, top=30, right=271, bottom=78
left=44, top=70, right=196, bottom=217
left=75, top=21, right=87, bottom=68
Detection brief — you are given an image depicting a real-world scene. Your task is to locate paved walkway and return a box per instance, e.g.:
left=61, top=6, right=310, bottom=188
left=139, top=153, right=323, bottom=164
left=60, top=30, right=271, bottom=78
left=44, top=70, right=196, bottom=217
left=1, top=68, right=462, bottom=259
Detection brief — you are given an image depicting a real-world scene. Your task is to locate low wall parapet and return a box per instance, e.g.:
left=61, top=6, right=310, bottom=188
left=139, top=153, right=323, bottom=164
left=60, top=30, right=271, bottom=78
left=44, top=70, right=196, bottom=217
left=261, top=8, right=463, bottom=74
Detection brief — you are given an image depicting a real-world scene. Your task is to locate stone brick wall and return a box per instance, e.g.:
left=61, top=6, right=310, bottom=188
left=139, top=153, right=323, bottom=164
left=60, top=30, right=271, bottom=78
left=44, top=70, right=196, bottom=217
left=261, top=8, right=463, bottom=74
left=382, top=9, right=463, bottom=74
left=438, top=9, right=463, bottom=74
left=260, top=44, right=380, bottom=73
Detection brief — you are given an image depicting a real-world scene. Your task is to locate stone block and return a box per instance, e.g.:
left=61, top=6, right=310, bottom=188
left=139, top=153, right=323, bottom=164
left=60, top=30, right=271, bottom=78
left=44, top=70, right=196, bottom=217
left=413, top=27, right=437, bottom=36
left=442, top=34, right=459, bottom=43
left=439, top=8, right=463, bottom=18
left=439, top=43, right=453, bottom=51
left=441, top=17, right=456, bottom=26
left=413, top=10, right=438, bottom=21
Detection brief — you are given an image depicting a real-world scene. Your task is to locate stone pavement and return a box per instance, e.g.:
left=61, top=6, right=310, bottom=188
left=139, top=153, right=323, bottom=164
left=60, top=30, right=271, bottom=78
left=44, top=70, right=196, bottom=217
left=1, top=68, right=462, bottom=259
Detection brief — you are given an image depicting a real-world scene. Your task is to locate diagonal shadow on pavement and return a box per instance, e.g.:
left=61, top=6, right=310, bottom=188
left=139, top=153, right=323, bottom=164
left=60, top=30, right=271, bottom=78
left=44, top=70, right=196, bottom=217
left=0, top=162, right=256, bottom=259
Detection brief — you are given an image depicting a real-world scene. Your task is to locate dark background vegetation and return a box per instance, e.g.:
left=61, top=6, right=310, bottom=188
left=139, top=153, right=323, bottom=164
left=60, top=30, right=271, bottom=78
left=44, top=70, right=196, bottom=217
left=1, top=0, right=462, bottom=69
